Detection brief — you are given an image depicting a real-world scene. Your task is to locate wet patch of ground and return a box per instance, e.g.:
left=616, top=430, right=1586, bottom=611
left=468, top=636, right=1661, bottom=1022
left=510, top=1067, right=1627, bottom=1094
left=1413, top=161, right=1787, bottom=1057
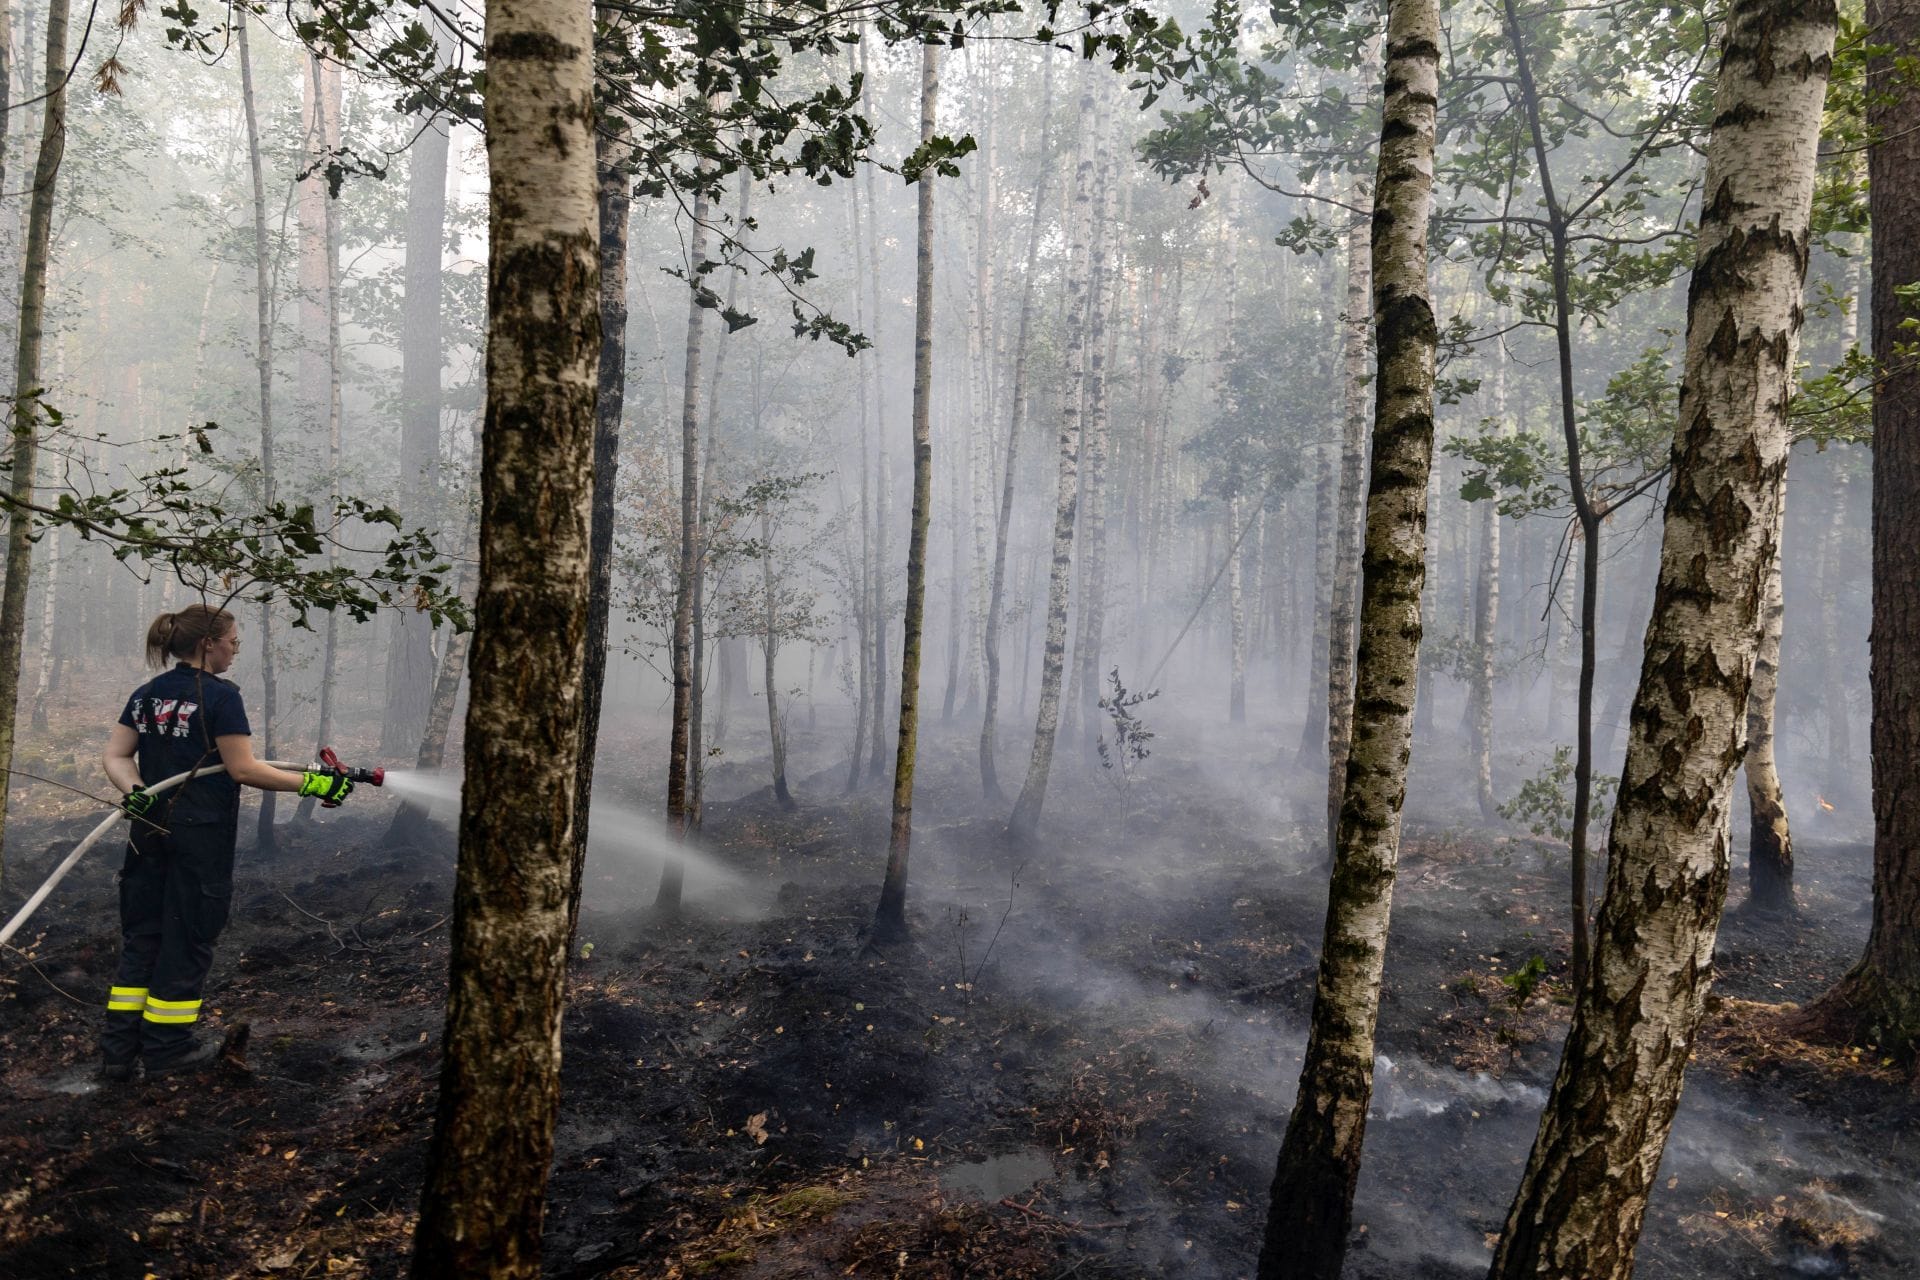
left=2, top=717, right=1914, bottom=1279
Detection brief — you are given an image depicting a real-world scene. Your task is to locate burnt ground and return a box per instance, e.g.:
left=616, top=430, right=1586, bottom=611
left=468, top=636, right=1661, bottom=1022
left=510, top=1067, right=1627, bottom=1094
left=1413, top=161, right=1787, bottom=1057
left=2, top=711, right=1915, bottom=1280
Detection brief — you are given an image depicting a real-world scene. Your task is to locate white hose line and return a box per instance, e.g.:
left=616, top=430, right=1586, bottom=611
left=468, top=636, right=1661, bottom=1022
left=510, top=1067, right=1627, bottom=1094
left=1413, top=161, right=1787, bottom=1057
left=0, top=758, right=307, bottom=950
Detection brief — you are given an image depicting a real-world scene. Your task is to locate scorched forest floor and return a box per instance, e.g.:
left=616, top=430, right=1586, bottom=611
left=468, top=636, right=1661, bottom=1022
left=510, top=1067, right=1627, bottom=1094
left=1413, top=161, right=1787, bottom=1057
left=2, top=698, right=1915, bottom=1279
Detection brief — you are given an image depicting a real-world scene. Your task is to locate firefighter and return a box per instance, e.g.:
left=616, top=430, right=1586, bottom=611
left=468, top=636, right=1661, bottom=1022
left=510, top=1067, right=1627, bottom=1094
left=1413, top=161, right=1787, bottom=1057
left=99, top=604, right=355, bottom=1080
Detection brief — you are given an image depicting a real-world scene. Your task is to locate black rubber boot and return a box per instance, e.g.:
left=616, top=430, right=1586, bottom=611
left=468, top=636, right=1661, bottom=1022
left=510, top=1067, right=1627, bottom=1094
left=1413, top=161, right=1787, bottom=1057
left=145, top=1037, right=223, bottom=1078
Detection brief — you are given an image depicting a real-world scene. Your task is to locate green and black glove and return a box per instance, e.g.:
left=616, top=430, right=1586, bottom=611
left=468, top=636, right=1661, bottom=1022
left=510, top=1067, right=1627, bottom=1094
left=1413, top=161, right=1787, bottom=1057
left=298, top=770, right=354, bottom=805
left=121, top=787, right=155, bottom=819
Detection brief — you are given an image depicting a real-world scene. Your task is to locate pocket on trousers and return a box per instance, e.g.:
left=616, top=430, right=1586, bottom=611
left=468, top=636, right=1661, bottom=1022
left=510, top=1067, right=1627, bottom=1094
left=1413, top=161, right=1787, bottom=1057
left=195, top=886, right=234, bottom=944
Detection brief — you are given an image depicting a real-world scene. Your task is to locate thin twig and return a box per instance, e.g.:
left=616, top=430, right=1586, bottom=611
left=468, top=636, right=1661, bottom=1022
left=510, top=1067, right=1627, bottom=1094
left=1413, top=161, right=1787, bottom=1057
left=1, top=943, right=93, bottom=1006
left=968, top=861, right=1026, bottom=991
left=276, top=891, right=374, bottom=953
left=406, top=914, right=448, bottom=939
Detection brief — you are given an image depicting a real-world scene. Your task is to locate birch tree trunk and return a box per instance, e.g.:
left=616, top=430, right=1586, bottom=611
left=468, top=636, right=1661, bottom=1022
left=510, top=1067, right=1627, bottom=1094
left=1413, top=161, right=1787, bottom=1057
left=1213, top=181, right=1248, bottom=726
left=942, top=378, right=967, bottom=722
left=1256, top=7, right=1439, bottom=1275
left=27, top=523, right=55, bottom=732
left=236, top=15, right=282, bottom=856
left=1071, top=102, right=1118, bottom=750
left=658, top=184, right=711, bottom=914
left=409, top=0, right=599, bottom=1268
left=980, top=47, right=1054, bottom=802
left=1819, top=262, right=1863, bottom=797
left=1323, top=158, right=1372, bottom=855
left=862, top=37, right=891, bottom=784
left=1744, top=510, right=1793, bottom=912
left=1802, top=0, right=1920, bottom=1061
left=872, top=41, right=938, bottom=943
left=1471, top=334, right=1506, bottom=817
left=1489, top=6, right=1833, bottom=1272
left=1299, top=400, right=1334, bottom=757
left=1006, top=63, right=1093, bottom=845
left=1818, top=459, right=1851, bottom=793
left=1297, top=237, right=1336, bottom=759
left=963, top=61, right=996, bottom=720
left=844, top=139, right=874, bottom=791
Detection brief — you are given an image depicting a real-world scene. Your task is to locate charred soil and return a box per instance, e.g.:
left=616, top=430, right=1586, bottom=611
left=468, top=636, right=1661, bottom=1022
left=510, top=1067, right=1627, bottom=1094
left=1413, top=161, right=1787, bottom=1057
left=2, top=720, right=1914, bottom=1279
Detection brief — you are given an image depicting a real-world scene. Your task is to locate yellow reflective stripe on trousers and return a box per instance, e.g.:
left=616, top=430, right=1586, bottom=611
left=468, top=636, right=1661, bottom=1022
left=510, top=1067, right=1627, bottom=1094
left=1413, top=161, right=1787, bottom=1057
left=107, top=986, right=149, bottom=1012
left=142, top=996, right=202, bottom=1024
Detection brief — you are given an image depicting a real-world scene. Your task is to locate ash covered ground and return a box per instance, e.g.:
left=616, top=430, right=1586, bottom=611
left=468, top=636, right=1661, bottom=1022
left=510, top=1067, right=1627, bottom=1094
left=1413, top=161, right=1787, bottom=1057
left=2, top=711, right=1914, bottom=1279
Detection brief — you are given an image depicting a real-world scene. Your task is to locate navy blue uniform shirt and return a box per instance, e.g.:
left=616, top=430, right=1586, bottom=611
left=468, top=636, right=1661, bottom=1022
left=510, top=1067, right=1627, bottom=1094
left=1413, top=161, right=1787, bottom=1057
left=117, top=664, right=251, bottom=826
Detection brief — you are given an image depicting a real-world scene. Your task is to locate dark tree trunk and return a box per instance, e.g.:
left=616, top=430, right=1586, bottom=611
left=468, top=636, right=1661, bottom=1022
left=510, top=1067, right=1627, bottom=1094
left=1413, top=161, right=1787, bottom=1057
left=690, top=176, right=751, bottom=829
left=658, top=181, right=711, bottom=914
left=572, top=120, right=632, bottom=927
left=1803, top=0, right=1920, bottom=1061
left=0, top=0, right=63, bottom=882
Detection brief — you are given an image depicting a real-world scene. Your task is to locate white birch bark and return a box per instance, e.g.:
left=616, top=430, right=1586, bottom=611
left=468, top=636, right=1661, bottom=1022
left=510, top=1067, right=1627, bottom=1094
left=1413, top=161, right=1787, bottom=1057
left=1324, top=162, right=1372, bottom=853
left=1258, top=8, right=1440, bottom=1275
left=1743, top=491, right=1792, bottom=911
left=1007, top=62, right=1093, bottom=842
left=980, top=47, right=1055, bottom=800
left=28, top=522, right=56, bottom=730
left=1491, top=5, right=1834, bottom=1272
left=1471, top=331, right=1506, bottom=817
left=1071, top=95, right=1119, bottom=750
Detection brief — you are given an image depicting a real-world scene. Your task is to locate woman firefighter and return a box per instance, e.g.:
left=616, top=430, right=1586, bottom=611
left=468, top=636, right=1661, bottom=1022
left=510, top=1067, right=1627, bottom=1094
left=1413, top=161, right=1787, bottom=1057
left=99, top=604, right=355, bottom=1079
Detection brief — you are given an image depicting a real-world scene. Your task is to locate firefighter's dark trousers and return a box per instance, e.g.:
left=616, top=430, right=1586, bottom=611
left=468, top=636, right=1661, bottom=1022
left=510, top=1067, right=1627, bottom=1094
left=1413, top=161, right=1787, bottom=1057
left=101, top=821, right=236, bottom=1067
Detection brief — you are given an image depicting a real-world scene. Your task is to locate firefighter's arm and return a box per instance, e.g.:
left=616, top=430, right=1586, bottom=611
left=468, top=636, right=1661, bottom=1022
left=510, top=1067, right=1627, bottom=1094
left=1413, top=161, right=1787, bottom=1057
left=104, top=724, right=142, bottom=797
left=215, top=734, right=310, bottom=792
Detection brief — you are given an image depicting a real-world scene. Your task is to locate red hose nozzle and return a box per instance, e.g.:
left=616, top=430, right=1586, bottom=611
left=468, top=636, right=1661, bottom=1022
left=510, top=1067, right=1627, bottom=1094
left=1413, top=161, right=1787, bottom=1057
left=317, top=748, right=383, bottom=790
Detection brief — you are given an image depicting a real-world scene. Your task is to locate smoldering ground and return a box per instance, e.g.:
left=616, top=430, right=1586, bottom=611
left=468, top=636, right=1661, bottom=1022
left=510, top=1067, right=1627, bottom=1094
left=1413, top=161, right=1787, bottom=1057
left=537, top=695, right=1911, bottom=1279
left=0, top=679, right=1910, bottom=1278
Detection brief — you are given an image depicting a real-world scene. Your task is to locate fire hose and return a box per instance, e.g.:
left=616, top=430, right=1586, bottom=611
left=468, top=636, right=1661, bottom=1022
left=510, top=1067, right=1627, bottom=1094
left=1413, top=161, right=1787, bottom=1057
left=0, top=753, right=384, bottom=950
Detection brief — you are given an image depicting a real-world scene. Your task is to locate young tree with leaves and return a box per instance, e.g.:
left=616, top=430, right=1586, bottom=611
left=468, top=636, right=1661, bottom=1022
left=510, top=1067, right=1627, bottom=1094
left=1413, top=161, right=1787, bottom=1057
left=872, top=40, right=941, bottom=943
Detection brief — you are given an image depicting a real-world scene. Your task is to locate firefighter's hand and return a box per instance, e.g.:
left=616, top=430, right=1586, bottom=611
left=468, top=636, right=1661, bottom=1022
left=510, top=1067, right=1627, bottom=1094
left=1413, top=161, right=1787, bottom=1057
left=298, top=770, right=354, bottom=804
left=121, top=787, right=155, bottom=819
